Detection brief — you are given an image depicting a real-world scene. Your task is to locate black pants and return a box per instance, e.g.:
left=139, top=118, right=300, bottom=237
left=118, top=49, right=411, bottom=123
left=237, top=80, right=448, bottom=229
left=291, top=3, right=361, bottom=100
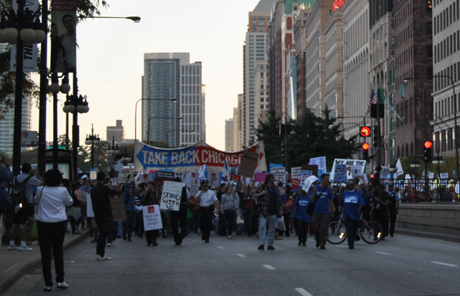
left=145, top=229, right=158, bottom=244
left=37, top=220, right=67, bottom=286
left=135, top=212, right=144, bottom=236
left=94, top=215, right=109, bottom=257
left=345, top=217, right=360, bottom=247
left=171, top=204, right=188, bottom=244
left=223, top=210, right=235, bottom=235
left=283, top=212, right=291, bottom=235
left=107, top=221, right=119, bottom=243
left=375, top=209, right=389, bottom=238
left=298, top=220, right=309, bottom=244
left=199, top=206, right=214, bottom=241
left=389, top=211, right=397, bottom=236
left=123, top=211, right=136, bottom=239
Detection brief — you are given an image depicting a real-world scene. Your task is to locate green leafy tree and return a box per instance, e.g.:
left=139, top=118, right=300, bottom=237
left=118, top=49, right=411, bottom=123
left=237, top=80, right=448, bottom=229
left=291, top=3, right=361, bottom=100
left=256, top=108, right=358, bottom=171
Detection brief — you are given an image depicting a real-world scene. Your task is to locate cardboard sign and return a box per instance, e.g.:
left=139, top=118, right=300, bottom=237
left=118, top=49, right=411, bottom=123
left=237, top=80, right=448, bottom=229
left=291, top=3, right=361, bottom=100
left=291, top=167, right=302, bottom=180
left=238, top=150, right=259, bottom=178
left=333, top=164, right=348, bottom=183
left=110, top=198, right=127, bottom=222
left=301, top=165, right=318, bottom=177
left=271, top=166, right=285, bottom=183
left=159, top=181, right=183, bottom=211
left=143, top=205, right=163, bottom=231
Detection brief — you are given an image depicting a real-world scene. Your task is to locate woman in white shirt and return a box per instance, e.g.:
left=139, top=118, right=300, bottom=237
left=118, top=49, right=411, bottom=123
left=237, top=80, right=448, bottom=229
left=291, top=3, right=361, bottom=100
left=195, top=180, right=219, bottom=243
left=34, top=169, right=73, bottom=292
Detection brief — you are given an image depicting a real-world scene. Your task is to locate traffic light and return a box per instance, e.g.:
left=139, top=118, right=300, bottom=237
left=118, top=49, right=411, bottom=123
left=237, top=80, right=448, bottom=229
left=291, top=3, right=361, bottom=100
left=362, top=143, right=369, bottom=160
left=424, top=140, right=433, bottom=163
left=360, top=126, right=371, bottom=138
left=281, top=142, right=285, bottom=158
left=373, top=126, right=380, bottom=146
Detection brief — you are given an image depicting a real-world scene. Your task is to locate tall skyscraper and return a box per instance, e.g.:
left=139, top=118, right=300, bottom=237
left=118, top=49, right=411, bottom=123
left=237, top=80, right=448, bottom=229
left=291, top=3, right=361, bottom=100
left=0, top=98, right=31, bottom=156
left=225, top=118, right=234, bottom=151
left=142, top=53, right=205, bottom=147
left=243, top=0, right=276, bottom=147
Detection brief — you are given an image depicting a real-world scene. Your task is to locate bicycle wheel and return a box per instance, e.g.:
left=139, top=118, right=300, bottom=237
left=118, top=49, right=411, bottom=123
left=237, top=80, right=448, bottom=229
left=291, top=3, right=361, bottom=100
left=327, top=221, right=347, bottom=244
left=360, top=220, right=383, bottom=244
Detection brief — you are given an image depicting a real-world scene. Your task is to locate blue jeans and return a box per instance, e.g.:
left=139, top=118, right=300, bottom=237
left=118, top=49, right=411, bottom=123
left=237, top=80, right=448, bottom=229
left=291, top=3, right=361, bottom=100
left=259, top=215, right=276, bottom=246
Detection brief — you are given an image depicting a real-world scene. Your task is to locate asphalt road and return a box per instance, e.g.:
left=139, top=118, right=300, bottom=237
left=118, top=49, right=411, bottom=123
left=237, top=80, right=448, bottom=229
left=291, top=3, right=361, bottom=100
left=3, top=231, right=460, bottom=296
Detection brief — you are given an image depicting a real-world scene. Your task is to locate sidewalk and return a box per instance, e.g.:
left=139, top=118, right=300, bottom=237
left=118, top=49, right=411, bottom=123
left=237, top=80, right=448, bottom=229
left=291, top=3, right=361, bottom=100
left=0, top=227, right=89, bottom=294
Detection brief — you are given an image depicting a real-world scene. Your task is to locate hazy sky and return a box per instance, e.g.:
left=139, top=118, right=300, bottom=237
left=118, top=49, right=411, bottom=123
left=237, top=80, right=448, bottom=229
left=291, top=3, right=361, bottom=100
left=31, top=0, right=262, bottom=151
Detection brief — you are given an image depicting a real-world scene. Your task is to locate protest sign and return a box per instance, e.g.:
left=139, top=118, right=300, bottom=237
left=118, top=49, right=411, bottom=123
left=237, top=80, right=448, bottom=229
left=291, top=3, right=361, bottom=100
left=291, top=167, right=302, bottom=180
left=238, top=150, right=259, bottom=178
left=271, top=166, right=285, bottom=183
left=330, top=159, right=366, bottom=181
left=309, top=157, right=327, bottom=173
left=302, top=176, right=318, bottom=192
left=160, top=181, right=183, bottom=211
left=350, top=165, right=363, bottom=178
left=333, top=164, right=348, bottom=183
left=143, top=205, right=163, bottom=231
left=198, top=164, right=207, bottom=179
left=381, top=166, right=390, bottom=179
left=254, top=173, right=267, bottom=183
left=87, top=194, right=94, bottom=218
left=440, top=172, right=449, bottom=179
left=110, top=198, right=127, bottom=222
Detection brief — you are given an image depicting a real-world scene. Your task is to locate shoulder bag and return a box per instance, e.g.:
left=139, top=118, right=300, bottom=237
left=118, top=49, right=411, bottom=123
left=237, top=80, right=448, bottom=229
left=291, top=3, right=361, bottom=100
left=25, top=186, right=44, bottom=242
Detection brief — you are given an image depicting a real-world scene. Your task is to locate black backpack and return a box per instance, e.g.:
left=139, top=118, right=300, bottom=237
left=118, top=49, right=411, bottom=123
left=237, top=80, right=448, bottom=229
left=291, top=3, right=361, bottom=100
left=10, top=175, right=32, bottom=204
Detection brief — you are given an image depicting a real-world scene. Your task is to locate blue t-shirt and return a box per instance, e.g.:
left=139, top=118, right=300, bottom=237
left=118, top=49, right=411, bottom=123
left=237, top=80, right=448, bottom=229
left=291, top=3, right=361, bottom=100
left=313, top=185, right=333, bottom=214
left=341, top=190, right=365, bottom=221
left=293, top=194, right=312, bottom=223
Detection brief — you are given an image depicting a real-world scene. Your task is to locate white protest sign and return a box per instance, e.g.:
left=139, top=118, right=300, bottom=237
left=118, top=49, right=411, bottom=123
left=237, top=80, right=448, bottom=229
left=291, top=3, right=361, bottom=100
left=330, top=159, right=367, bottom=181
left=198, top=165, right=207, bottom=179
left=291, top=167, right=302, bottom=180
left=309, top=156, right=327, bottom=173
left=87, top=194, right=94, bottom=218
left=440, top=172, right=449, bottom=179
left=143, top=205, right=163, bottom=231
left=333, top=164, right=348, bottom=183
left=302, top=176, right=318, bottom=192
left=159, top=181, right=183, bottom=211
left=271, top=166, right=285, bottom=183
left=380, top=166, right=390, bottom=179
left=350, top=165, right=363, bottom=178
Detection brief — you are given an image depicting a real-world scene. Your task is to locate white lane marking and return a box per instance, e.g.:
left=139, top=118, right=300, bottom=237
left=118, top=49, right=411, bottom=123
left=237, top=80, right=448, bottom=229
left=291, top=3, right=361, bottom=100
left=263, top=264, right=276, bottom=270
left=431, top=261, right=458, bottom=267
left=295, top=288, right=313, bottom=296
left=236, top=254, right=246, bottom=257
left=217, top=246, right=224, bottom=249
left=375, top=251, right=392, bottom=256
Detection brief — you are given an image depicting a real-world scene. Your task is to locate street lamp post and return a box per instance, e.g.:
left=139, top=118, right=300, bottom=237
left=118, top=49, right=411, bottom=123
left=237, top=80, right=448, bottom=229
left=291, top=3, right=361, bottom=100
left=134, top=98, right=177, bottom=143
left=63, top=95, right=89, bottom=181
left=85, top=124, right=101, bottom=170
left=147, top=116, right=182, bottom=144
left=0, top=0, right=45, bottom=175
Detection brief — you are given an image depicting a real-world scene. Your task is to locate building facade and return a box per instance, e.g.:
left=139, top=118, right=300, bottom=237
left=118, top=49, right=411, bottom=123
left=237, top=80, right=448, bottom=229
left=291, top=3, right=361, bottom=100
left=225, top=119, right=234, bottom=151
left=142, top=53, right=205, bottom=147
left=432, top=0, right=460, bottom=160
left=0, top=99, right=31, bottom=156
left=106, top=120, right=124, bottom=143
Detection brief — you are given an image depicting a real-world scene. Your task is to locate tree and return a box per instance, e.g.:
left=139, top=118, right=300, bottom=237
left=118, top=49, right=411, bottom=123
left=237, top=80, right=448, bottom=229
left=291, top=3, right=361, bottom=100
left=255, top=107, right=358, bottom=171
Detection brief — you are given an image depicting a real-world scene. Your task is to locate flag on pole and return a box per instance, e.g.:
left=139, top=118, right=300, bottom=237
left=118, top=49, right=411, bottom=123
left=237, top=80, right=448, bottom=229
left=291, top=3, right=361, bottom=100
left=378, top=87, right=386, bottom=104
left=222, top=158, right=230, bottom=183
left=366, top=89, right=378, bottom=115
left=395, top=158, right=404, bottom=178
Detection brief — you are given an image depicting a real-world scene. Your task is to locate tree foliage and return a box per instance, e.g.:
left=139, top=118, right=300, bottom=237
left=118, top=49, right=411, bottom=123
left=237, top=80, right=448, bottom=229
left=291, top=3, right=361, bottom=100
left=255, top=108, right=359, bottom=171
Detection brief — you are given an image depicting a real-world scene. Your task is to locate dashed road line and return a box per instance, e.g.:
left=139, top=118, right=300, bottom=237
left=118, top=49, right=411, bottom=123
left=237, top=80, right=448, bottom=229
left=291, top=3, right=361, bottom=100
left=236, top=254, right=246, bottom=257
left=295, top=287, right=313, bottom=296
left=263, top=264, right=276, bottom=270
left=217, top=246, right=224, bottom=249
left=431, top=261, right=458, bottom=267
left=375, top=251, right=392, bottom=256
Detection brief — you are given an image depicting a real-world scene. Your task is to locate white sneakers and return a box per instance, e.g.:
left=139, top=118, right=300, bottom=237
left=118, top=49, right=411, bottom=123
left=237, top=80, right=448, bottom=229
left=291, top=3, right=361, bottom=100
left=19, top=245, right=33, bottom=251
left=107, top=242, right=112, bottom=247
left=8, top=244, right=18, bottom=251
left=57, top=282, right=69, bottom=289
left=228, top=235, right=232, bottom=239
left=96, top=255, right=112, bottom=261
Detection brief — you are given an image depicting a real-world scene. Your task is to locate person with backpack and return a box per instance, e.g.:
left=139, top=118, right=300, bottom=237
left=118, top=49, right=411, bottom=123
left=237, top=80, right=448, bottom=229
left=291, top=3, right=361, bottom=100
left=8, top=163, right=43, bottom=251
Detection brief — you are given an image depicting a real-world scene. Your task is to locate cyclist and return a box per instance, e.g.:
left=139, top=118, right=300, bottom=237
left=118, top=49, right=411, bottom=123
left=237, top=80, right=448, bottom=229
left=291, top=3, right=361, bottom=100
left=341, top=180, right=365, bottom=249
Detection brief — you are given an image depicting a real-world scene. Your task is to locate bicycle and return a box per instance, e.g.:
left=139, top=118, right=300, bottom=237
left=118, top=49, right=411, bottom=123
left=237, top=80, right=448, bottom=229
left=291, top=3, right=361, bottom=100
left=327, top=213, right=383, bottom=244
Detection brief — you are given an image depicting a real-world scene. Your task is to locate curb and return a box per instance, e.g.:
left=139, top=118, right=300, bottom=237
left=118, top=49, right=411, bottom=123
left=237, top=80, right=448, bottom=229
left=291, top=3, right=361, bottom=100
left=396, top=228, right=460, bottom=243
left=0, top=230, right=90, bottom=295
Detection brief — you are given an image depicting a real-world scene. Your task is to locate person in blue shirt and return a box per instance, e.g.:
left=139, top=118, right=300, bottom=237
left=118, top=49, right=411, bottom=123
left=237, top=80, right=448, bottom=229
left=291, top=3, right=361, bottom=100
left=293, top=186, right=314, bottom=246
left=341, top=180, right=365, bottom=249
left=310, top=174, right=335, bottom=250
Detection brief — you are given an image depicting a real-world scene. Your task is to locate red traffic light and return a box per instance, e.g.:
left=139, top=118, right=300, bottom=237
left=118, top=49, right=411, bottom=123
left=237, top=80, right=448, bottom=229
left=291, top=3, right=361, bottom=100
left=362, top=143, right=370, bottom=150
left=360, top=126, right=371, bottom=137
left=424, top=141, right=433, bottom=149
left=370, top=174, right=375, bottom=179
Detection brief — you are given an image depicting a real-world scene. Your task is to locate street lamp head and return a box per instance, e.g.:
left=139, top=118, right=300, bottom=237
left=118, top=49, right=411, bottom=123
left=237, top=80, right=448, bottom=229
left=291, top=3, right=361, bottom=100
left=49, top=82, right=60, bottom=94
left=3, top=24, right=18, bottom=44
left=127, top=16, right=141, bottom=23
